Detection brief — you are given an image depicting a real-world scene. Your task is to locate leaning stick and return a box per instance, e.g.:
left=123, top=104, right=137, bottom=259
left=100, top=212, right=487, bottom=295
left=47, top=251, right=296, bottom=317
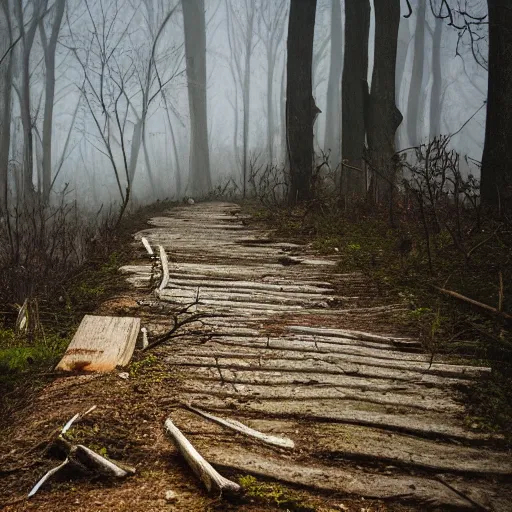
left=28, top=459, right=71, bottom=498
left=141, top=237, right=154, bottom=256
left=61, top=405, right=97, bottom=434
left=185, top=404, right=294, bottom=449
left=158, top=245, right=170, bottom=291
left=435, top=286, right=512, bottom=321
left=164, top=418, right=240, bottom=495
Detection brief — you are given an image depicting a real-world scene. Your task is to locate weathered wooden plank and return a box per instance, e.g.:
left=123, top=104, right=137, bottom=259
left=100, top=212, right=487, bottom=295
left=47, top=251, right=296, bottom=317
left=306, top=422, right=512, bottom=476
left=56, top=315, right=140, bottom=372
left=205, top=447, right=475, bottom=509
left=195, top=398, right=497, bottom=443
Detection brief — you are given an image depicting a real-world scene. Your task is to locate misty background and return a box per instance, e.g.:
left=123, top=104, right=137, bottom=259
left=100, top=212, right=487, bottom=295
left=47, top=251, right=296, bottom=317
left=0, top=0, right=487, bottom=210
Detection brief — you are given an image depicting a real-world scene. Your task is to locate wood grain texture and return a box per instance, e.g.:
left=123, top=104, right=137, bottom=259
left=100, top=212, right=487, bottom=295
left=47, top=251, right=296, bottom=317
left=56, top=315, right=140, bottom=372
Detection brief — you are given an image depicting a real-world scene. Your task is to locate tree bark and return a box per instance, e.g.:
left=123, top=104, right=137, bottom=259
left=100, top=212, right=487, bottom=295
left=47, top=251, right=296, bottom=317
left=366, top=0, right=402, bottom=203
left=406, top=0, right=426, bottom=147
left=323, top=0, right=342, bottom=169
left=286, top=0, right=317, bottom=205
left=480, top=0, right=512, bottom=209
left=182, top=0, right=211, bottom=197
left=341, top=0, right=370, bottom=196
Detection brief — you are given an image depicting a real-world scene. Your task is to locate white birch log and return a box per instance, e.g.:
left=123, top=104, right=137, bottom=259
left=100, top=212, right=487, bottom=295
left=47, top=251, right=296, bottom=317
left=141, top=237, right=154, bottom=256
left=164, top=418, right=240, bottom=495
left=70, top=445, right=135, bottom=477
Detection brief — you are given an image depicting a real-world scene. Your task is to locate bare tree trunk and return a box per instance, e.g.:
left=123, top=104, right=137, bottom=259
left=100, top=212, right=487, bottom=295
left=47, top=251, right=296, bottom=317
left=366, top=0, right=402, bottom=205
left=14, top=0, right=45, bottom=203
left=429, top=16, right=443, bottom=139
left=323, top=0, right=342, bottom=169
left=0, top=0, right=13, bottom=210
left=395, top=16, right=410, bottom=150
left=142, top=123, right=157, bottom=196
left=182, top=0, right=211, bottom=197
left=286, top=0, right=317, bottom=205
left=266, top=53, right=275, bottom=164
left=406, top=0, right=426, bottom=147
left=279, top=62, right=287, bottom=166
left=242, top=5, right=255, bottom=197
left=40, top=0, right=65, bottom=204
left=481, top=0, right=512, bottom=208
left=341, top=0, right=370, bottom=196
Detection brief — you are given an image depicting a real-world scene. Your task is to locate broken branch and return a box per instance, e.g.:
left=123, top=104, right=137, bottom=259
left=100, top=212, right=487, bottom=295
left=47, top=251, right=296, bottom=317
left=185, top=404, right=294, bottom=449
left=435, top=286, right=512, bottom=322
left=164, top=418, right=240, bottom=495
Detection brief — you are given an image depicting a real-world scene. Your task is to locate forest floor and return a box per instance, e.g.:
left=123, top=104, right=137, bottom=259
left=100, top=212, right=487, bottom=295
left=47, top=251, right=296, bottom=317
left=0, top=201, right=511, bottom=512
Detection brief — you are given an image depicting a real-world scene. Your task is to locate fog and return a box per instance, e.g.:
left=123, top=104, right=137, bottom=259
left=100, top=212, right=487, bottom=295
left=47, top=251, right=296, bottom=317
left=0, top=0, right=488, bottom=211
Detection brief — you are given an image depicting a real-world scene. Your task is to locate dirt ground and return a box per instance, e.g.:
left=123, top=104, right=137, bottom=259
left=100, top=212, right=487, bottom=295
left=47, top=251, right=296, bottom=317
left=1, top=202, right=510, bottom=512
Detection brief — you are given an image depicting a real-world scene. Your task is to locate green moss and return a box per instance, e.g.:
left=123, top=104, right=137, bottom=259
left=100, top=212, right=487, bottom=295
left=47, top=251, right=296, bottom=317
left=129, top=354, right=158, bottom=378
left=239, top=475, right=316, bottom=511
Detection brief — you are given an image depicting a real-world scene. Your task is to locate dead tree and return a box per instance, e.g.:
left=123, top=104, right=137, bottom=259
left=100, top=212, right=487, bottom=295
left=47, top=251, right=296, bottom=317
left=39, top=0, right=65, bottom=203
left=256, top=0, right=287, bottom=166
left=225, top=0, right=257, bottom=197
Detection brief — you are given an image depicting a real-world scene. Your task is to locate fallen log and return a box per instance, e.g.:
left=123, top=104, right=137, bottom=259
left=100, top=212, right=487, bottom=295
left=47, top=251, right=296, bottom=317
left=164, top=418, right=240, bottom=495
left=435, top=286, right=512, bottom=322
left=70, top=445, right=134, bottom=477
left=185, top=404, right=295, bottom=449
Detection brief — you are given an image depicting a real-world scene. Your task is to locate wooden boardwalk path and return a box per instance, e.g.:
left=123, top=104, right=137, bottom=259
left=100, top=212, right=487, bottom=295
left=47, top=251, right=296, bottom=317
left=121, top=202, right=511, bottom=511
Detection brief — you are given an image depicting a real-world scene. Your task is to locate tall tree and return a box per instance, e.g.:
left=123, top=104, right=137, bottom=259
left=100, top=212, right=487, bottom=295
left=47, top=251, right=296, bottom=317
left=225, top=0, right=256, bottom=197
left=39, top=0, right=66, bottom=203
left=14, top=0, right=46, bottom=202
left=395, top=15, right=411, bottom=149
left=323, top=0, right=342, bottom=169
left=341, top=0, right=370, bottom=195
left=256, top=0, right=287, bottom=166
left=366, top=0, right=402, bottom=202
left=286, top=0, right=317, bottom=205
left=429, top=14, right=443, bottom=138
left=0, top=0, right=13, bottom=209
left=407, top=0, right=427, bottom=146
left=182, top=0, right=211, bottom=197
left=480, top=0, right=512, bottom=208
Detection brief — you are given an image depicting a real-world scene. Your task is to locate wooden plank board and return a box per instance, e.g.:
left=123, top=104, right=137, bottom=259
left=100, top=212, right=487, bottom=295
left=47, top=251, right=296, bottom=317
left=56, top=315, right=140, bottom=372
